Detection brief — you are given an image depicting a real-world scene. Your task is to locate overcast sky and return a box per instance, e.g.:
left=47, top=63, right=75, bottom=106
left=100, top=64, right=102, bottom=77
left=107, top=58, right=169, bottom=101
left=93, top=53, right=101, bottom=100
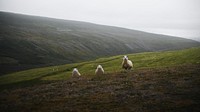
left=0, top=0, right=200, bottom=40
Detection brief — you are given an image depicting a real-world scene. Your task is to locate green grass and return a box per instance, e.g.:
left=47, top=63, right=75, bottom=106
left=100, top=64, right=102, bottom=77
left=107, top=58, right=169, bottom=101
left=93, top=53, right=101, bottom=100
left=0, top=47, right=200, bottom=111
left=0, top=47, right=199, bottom=87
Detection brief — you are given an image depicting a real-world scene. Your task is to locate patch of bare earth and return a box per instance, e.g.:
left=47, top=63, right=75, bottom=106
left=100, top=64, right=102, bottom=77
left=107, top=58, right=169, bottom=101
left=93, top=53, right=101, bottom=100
left=0, top=64, right=200, bottom=112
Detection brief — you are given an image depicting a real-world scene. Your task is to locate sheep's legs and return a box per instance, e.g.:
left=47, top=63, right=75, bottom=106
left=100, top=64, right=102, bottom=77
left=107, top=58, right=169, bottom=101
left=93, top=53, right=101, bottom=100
left=121, top=67, right=133, bottom=73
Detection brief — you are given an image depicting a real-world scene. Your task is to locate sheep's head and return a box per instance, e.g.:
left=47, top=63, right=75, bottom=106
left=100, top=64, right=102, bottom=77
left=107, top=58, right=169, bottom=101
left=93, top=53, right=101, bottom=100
left=73, top=68, right=78, bottom=72
left=123, top=55, right=128, bottom=61
left=97, top=65, right=103, bottom=69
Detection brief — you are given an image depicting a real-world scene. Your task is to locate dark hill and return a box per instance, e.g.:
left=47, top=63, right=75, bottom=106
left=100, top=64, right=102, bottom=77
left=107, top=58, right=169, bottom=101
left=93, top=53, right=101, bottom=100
left=0, top=11, right=199, bottom=75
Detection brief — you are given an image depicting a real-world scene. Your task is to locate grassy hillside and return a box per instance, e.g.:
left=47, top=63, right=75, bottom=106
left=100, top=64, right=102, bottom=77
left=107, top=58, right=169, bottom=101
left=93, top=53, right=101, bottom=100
left=0, top=12, right=200, bottom=75
left=0, top=47, right=199, bottom=88
left=0, top=47, right=200, bottom=111
left=0, top=47, right=200, bottom=112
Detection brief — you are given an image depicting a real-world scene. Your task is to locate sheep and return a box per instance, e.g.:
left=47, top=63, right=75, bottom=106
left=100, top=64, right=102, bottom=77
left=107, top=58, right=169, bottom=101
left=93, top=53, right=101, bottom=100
left=72, top=68, right=81, bottom=77
left=95, top=65, right=104, bottom=75
left=122, top=55, right=133, bottom=70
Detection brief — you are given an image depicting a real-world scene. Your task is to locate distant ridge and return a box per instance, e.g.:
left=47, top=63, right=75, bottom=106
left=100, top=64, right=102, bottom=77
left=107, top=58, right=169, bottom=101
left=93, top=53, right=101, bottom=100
left=0, top=11, right=199, bottom=75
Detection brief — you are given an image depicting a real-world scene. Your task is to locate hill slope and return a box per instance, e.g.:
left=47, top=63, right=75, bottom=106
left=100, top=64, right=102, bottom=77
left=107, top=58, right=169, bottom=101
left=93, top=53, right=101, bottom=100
left=0, top=12, right=200, bottom=75
left=0, top=47, right=199, bottom=87
left=0, top=47, right=200, bottom=111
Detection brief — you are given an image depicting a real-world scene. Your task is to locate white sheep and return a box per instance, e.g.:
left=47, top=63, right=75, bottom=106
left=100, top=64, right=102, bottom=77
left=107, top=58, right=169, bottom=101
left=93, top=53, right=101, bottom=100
left=122, top=55, right=133, bottom=70
left=95, top=65, right=104, bottom=75
left=72, top=68, right=81, bottom=77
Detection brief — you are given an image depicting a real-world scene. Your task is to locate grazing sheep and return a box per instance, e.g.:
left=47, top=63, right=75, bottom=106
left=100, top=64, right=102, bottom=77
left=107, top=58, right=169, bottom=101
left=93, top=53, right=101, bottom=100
left=72, top=68, right=81, bottom=77
left=95, top=65, right=104, bottom=75
left=122, top=55, right=133, bottom=70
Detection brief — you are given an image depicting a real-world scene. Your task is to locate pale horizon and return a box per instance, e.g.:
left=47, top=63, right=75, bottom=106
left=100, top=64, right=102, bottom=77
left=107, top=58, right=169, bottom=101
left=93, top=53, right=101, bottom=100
left=0, top=0, right=200, bottom=41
